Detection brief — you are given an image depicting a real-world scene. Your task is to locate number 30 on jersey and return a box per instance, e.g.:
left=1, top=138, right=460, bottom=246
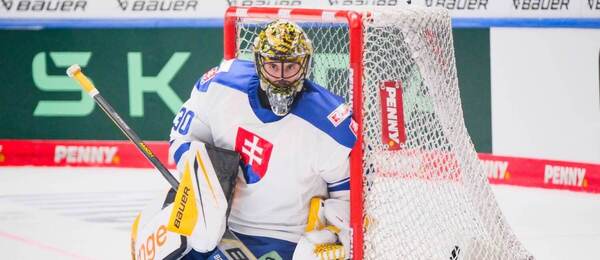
left=173, top=107, right=195, bottom=135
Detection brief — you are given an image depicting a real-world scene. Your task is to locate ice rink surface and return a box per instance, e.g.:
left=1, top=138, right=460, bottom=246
left=0, top=167, right=599, bottom=260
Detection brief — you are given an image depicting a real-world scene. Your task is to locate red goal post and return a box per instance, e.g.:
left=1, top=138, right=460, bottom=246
left=222, top=5, right=533, bottom=260
left=224, top=6, right=367, bottom=259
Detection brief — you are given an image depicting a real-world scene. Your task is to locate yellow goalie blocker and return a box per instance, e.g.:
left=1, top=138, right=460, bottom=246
left=130, top=142, right=240, bottom=260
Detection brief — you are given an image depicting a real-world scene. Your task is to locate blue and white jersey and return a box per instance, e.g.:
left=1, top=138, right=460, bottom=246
left=169, top=59, right=356, bottom=243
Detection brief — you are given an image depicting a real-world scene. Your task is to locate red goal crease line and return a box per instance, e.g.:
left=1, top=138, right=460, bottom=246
left=0, top=139, right=599, bottom=194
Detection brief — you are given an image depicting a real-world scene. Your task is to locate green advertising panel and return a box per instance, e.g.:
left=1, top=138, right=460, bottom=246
left=453, top=29, right=491, bottom=153
left=0, top=27, right=491, bottom=152
left=0, top=28, right=223, bottom=140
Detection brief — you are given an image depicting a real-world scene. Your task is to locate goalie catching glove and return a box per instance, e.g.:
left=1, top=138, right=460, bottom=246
left=293, top=197, right=351, bottom=260
left=131, top=142, right=240, bottom=259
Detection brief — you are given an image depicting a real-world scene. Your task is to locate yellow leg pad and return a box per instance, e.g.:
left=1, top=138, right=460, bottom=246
left=167, top=160, right=198, bottom=236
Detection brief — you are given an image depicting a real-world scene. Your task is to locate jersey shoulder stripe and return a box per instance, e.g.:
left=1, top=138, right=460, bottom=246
left=195, top=59, right=259, bottom=94
left=327, top=177, right=350, bottom=192
left=292, top=81, right=357, bottom=149
left=328, top=180, right=350, bottom=192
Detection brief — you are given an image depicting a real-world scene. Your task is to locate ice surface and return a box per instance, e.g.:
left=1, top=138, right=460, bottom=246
left=0, top=167, right=598, bottom=259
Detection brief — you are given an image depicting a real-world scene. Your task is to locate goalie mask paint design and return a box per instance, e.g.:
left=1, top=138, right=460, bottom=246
left=254, top=20, right=313, bottom=116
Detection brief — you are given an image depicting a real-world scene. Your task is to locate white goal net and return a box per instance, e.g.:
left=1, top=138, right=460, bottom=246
left=226, top=6, right=533, bottom=260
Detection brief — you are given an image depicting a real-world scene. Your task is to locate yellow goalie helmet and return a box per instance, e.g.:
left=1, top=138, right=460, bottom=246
left=253, top=20, right=313, bottom=116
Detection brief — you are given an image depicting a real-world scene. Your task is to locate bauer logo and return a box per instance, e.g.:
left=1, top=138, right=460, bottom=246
left=54, top=145, right=119, bottom=165
left=424, top=0, right=489, bottom=10
left=379, top=80, right=406, bottom=150
left=482, top=160, right=510, bottom=180
left=512, top=0, right=570, bottom=10
left=0, top=0, right=87, bottom=12
left=544, top=165, right=587, bottom=188
left=589, top=0, right=600, bottom=9
left=327, top=103, right=351, bottom=127
left=229, top=0, right=303, bottom=6
left=115, top=0, right=198, bottom=12
left=1, top=0, right=12, bottom=10
left=327, top=0, right=404, bottom=6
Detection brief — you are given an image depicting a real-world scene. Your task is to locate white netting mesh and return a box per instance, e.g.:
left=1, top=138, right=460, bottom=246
left=234, top=6, right=532, bottom=260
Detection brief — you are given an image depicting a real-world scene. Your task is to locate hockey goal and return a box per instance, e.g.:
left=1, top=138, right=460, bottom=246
left=224, top=6, right=532, bottom=260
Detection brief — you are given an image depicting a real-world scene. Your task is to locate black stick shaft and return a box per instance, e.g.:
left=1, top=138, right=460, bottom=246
left=93, top=94, right=179, bottom=190
left=68, top=65, right=256, bottom=260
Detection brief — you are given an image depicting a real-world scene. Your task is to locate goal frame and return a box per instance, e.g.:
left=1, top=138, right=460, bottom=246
left=224, top=6, right=367, bottom=259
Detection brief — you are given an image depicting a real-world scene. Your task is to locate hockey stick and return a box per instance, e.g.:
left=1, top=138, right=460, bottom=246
left=66, top=65, right=257, bottom=260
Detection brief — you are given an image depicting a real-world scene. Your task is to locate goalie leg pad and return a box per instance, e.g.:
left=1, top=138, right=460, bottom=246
left=203, top=143, right=240, bottom=217
left=168, top=142, right=241, bottom=253
left=132, top=190, right=191, bottom=260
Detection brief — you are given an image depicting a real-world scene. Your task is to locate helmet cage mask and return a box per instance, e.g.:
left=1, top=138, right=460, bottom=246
left=256, top=53, right=311, bottom=95
left=253, top=20, right=313, bottom=116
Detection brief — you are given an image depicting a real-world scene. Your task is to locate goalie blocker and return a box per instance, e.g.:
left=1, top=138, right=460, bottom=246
left=130, top=142, right=253, bottom=260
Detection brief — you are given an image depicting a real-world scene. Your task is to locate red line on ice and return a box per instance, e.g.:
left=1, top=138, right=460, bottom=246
left=0, top=230, right=95, bottom=260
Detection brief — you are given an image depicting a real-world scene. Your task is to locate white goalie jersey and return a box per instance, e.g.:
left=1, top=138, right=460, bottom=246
left=169, top=59, right=356, bottom=243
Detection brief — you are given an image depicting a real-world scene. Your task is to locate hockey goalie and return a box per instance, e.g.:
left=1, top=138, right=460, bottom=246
left=131, top=20, right=356, bottom=260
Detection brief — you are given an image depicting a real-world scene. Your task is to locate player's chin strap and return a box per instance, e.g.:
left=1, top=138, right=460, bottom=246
left=292, top=197, right=351, bottom=260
